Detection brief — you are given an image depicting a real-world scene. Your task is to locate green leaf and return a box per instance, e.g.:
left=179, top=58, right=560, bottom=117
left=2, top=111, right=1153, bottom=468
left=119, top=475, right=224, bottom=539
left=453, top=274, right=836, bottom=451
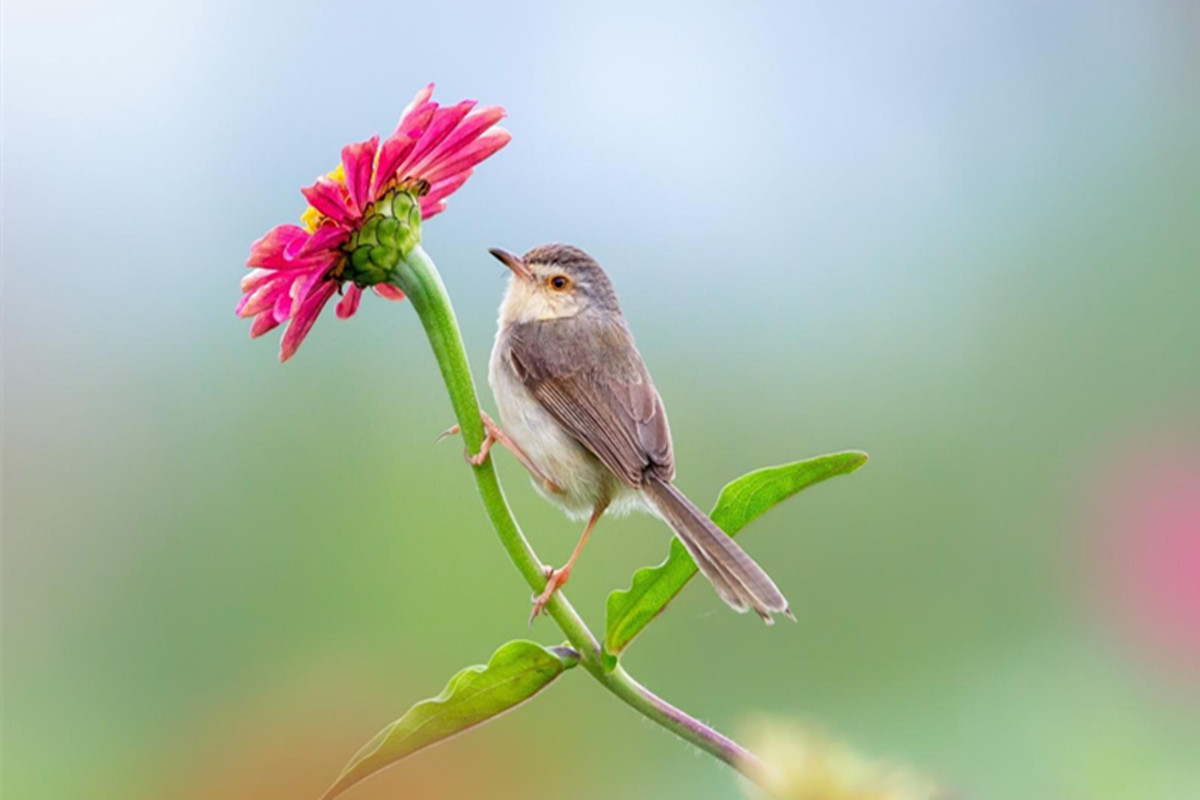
left=320, top=640, right=578, bottom=800
left=604, top=451, right=868, bottom=657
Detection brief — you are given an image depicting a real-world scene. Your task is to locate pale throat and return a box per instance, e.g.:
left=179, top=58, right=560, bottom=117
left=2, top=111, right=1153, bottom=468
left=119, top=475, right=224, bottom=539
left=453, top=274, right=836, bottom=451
left=498, top=276, right=585, bottom=325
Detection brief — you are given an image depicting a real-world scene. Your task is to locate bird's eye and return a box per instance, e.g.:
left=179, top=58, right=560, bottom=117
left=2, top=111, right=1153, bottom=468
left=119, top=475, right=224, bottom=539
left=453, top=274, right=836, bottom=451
left=548, top=275, right=569, bottom=291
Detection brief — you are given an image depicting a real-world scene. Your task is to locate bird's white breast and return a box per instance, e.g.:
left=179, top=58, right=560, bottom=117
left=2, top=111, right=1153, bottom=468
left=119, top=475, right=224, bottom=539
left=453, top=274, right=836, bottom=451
left=488, top=333, right=636, bottom=520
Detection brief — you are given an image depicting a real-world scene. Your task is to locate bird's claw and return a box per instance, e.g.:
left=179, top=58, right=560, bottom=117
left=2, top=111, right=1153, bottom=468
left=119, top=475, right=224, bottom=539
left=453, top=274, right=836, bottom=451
left=436, top=420, right=494, bottom=465
left=528, top=598, right=545, bottom=625
left=529, top=592, right=552, bottom=625
left=528, top=567, right=569, bottom=625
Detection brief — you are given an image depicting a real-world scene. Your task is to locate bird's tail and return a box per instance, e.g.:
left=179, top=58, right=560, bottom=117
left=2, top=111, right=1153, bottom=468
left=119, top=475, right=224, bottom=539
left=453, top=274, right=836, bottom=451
left=644, top=477, right=792, bottom=624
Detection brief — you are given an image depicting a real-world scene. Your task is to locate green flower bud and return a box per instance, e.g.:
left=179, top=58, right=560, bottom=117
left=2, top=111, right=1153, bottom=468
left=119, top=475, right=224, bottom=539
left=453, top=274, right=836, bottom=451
left=342, top=188, right=423, bottom=287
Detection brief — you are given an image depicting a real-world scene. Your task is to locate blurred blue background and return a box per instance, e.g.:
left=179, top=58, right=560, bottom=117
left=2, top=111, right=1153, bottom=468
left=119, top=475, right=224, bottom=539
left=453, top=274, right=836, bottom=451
left=4, top=1, right=1199, bottom=798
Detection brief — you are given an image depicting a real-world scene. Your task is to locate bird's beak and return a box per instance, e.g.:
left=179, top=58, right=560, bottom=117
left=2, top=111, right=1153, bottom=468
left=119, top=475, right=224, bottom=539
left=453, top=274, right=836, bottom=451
left=488, top=247, right=533, bottom=281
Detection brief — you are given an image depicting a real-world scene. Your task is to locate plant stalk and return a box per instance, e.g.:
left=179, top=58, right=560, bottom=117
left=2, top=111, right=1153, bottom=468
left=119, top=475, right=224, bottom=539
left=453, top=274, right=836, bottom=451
left=392, top=245, right=771, bottom=789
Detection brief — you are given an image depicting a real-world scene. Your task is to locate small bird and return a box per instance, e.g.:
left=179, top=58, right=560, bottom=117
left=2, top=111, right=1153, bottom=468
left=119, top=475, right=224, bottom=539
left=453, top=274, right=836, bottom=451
left=473, top=243, right=791, bottom=623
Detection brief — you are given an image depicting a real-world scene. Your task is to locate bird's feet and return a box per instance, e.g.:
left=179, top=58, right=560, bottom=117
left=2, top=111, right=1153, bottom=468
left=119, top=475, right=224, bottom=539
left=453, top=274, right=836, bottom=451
left=529, top=564, right=571, bottom=624
left=435, top=414, right=495, bottom=467
left=437, top=412, right=564, bottom=494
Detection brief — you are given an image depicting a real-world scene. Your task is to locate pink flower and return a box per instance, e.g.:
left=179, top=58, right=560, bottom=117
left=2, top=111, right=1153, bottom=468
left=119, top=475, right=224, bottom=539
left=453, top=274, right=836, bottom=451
left=238, top=84, right=510, bottom=361
left=1084, top=433, right=1200, bottom=680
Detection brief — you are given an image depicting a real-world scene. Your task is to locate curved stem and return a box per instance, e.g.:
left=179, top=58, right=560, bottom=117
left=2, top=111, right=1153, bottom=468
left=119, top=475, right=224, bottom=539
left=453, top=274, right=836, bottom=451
left=392, top=245, right=770, bottom=789
left=603, top=664, right=770, bottom=782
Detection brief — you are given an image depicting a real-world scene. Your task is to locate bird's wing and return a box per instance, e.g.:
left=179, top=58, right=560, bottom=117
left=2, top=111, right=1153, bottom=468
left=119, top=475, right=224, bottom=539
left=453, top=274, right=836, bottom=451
left=503, top=317, right=674, bottom=488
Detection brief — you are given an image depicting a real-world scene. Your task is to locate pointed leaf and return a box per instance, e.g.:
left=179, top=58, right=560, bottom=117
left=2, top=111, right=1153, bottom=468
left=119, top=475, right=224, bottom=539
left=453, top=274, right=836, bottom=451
left=321, top=640, right=578, bottom=799
left=604, top=451, right=868, bottom=656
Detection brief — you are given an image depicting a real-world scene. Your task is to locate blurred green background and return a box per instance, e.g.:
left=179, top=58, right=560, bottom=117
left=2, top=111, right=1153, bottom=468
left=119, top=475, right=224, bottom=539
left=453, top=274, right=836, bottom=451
left=4, top=1, right=1199, bottom=798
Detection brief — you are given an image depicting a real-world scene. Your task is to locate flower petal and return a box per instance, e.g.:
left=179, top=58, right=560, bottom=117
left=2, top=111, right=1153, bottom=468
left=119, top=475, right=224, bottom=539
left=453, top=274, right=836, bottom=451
left=237, top=277, right=290, bottom=318
left=398, top=100, right=476, bottom=177
left=279, top=281, right=338, bottom=362
left=241, top=267, right=277, bottom=294
left=370, top=130, right=418, bottom=199
left=273, top=289, right=293, bottom=323
left=419, top=198, right=448, bottom=219
left=424, top=171, right=473, bottom=205
left=341, top=136, right=379, bottom=216
left=418, top=128, right=511, bottom=186
left=417, top=171, right=473, bottom=219
left=301, top=176, right=357, bottom=226
left=297, top=224, right=350, bottom=257
left=407, top=105, right=505, bottom=177
left=289, top=266, right=330, bottom=317
left=395, top=84, right=435, bottom=135
left=336, top=285, right=363, bottom=319
left=373, top=284, right=405, bottom=301
left=250, top=309, right=282, bottom=338
left=247, top=224, right=310, bottom=269
left=235, top=292, right=252, bottom=317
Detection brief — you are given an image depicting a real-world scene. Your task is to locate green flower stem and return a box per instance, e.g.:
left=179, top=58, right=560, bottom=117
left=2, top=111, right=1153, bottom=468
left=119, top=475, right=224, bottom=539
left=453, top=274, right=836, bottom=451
left=392, top=245, right=770, bottom=789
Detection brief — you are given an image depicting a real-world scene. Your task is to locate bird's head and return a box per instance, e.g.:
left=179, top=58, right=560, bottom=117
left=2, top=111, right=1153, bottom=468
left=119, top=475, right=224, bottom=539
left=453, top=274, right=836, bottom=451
left=490, top=243, right=619, bottom=325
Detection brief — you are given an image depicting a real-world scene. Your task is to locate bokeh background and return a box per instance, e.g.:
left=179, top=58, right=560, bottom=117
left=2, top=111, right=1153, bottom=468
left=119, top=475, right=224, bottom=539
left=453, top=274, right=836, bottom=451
left=4, top=0, right=1199, bottom=797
